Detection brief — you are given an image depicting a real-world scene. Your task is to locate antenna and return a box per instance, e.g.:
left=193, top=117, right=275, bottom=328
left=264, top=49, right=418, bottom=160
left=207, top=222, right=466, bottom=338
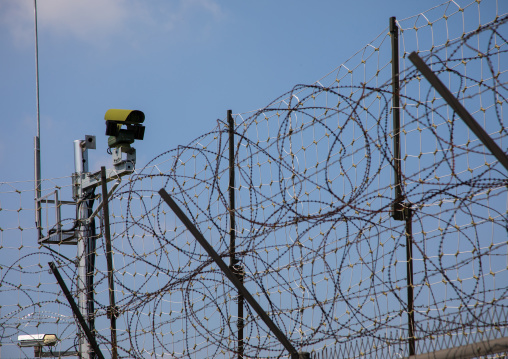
left=33, top=0, right=42, bottom=239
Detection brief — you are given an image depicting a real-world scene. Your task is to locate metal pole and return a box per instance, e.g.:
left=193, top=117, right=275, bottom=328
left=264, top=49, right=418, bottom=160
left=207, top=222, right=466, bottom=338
left=228, top=110, right=244, bottom=358
left=33, top=0, right=40, bottom=141
left=33, top=0, right=42, bottom=240
left=86, top=200, right=96, bottom=358
left=405, top=206, right=416, bottom=356
left=74, top=140, right=91, bottom=359
left=34, top=137, right=42, bottom=238
left=228, top=110, right=236, bottom=264
left=390, top=16, right=404, bottom=220
left=48, top=262, right=105, bottom=359
left=391, top=18, right=415, bottom=355
left=100, top=167, right=118, bottom=359
left=408, top=52, right=508, bottom=173
left=158, top=189, right=299, bottom=357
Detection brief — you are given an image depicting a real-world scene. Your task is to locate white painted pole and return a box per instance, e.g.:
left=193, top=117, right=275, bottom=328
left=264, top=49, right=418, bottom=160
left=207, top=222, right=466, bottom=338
left=74, top=140, right=90, bottom=359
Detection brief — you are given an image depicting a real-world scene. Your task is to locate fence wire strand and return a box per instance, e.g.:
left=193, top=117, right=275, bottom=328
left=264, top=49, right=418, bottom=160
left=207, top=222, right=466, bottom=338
left=1, top=1, right=508, bottom=358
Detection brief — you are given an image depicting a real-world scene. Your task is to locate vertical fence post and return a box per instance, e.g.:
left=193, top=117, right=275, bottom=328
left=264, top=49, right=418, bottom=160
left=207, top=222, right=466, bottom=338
left=100, top=167, right=118, bottom=359
left=86, top=197, right=96, bottom=359
left=228, top=110, right=245, bottom=358
left=405, top=206, right=416, bottom=356
left=390, top=16, right=416, bottom=356
left=390, top=16, right=403, bottom=217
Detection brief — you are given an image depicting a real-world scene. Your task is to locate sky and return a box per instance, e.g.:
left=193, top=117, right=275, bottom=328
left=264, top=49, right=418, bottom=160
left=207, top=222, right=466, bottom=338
left=0, top=0, right=458, bottom=185
left=1, top=1, right=507, bottom=357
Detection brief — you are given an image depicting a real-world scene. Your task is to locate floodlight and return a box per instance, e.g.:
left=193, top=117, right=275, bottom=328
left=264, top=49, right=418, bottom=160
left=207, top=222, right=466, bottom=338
left=18, top=334, right=58, bottom=347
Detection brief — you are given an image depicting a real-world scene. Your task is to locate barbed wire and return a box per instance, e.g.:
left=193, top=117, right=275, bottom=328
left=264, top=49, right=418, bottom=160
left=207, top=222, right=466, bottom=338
left=1, top=1, right=507, bottom=358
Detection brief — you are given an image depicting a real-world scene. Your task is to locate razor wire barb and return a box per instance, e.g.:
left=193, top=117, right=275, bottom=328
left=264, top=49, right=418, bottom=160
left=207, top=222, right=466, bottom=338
left=1, top=1, right=508, bottom=358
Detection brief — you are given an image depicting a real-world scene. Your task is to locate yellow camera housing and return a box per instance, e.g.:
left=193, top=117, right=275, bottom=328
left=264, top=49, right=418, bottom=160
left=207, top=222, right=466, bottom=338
left=104, top=109, right=145, bottom=124
left=105, top=109, right=145, bottom=148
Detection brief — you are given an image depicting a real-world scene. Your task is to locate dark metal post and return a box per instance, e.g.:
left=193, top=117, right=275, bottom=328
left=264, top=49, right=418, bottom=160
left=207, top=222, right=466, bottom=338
left=228, top=110, right=236, bottom=264
left=34, top=137, right=42, bottom=239
left=48, top=262, right=105, bottom=359
left=158, top=189, right=298, bottom=357
left=228, top=110, right=245, bottom=358
left=390, top=16, right=404, bottom=220
left=100, top=167, right=118, bottom=359
left=391, top=18, right=415, bottom=355
left=405, top=206, right=416, bottom=356
left=408, top=52, right=508, bottom=173
left=86, top=201, right=96, bottom=359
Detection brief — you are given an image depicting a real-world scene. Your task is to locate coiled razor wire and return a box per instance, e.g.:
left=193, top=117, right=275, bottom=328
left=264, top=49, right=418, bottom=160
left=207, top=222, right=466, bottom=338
left=1, top=1, right=508, bottom=358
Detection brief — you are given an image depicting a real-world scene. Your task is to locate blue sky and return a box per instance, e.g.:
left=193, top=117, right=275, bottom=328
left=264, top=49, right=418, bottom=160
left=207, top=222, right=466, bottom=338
left=1, top=1, right=508, bottom=357
left=0, top=0, right=455, bottom=184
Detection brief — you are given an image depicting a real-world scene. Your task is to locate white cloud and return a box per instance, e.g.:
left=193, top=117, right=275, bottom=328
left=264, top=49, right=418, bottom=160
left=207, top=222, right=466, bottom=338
left=38, top=0, right=130, bottom=42
left=0, top=0, right=34, bottom=45
left=0, top=0, right=224, bottom=47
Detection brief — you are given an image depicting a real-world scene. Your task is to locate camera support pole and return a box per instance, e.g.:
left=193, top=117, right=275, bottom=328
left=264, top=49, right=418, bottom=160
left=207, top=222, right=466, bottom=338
left=74, top=140, right=93, bottom=359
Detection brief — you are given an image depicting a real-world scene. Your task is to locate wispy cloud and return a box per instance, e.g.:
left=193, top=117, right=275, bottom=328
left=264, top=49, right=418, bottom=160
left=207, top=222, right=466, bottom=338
left=0, top=0, right=34, bottom=45
left=0, top=0, right=224, bottom=47
left=38, top=0, right=131, bottom=42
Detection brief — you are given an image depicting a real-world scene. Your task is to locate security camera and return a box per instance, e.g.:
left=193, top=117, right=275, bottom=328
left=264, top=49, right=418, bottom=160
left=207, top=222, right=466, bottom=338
left=104, top=109, right=145, bottom=148
left=18, top=334, right=58, bottom=347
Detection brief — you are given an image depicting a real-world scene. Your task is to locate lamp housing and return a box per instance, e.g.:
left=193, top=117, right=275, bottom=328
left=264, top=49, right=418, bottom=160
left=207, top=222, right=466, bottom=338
left=18, top=334, right=58, bottom=347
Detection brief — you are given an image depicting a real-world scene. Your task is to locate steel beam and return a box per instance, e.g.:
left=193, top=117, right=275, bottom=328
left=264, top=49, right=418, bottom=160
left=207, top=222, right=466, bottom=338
left=409, top=52, right=508, bottom=173
left=158, top=188, right=299, bottom=357
left=48, top=262, right=105, bottom=359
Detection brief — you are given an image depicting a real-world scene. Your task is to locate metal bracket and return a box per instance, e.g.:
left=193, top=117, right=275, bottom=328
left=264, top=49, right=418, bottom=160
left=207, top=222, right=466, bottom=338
left=392, top=201, right=411, bottom=221
left=230, top=263, right=244, bottom=277
left=40, top=165, right=124, bottom=244
left=84, top=135, right=96, bottom=150
left=34, top=347, right=79, bottom=357
left=79, top=167, right=131, bottom=192
left=37, top=190, right=77, bottom=245
left=106, top=305, right=120, bottom=319
left=84, top=180, right=120, bottom=225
